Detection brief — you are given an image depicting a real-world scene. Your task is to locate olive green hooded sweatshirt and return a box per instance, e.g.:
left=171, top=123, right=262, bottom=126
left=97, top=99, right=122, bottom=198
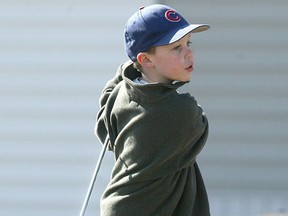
left=95, top=61, right=210, bottom=216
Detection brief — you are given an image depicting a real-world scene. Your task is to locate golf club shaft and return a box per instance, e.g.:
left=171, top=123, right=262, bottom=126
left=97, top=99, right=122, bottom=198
left=80, top=136, right=109, bottom=216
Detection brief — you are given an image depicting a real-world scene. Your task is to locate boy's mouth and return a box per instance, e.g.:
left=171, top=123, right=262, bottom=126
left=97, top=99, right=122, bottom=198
left=186, top=65, right=194, bottom=72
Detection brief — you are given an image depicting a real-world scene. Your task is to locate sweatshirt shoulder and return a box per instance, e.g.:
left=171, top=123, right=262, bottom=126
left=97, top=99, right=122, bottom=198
left=167, top=91, right=202, bottom=116
left=172, top=91, right=198, bottom=106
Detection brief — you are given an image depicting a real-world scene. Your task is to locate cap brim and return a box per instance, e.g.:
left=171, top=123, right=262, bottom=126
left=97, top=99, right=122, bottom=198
left=154, top=24, right=210, bottom=47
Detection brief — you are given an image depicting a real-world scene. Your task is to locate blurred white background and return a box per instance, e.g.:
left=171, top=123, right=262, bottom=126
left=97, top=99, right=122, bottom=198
left=1, top=0, right=287, bottom=215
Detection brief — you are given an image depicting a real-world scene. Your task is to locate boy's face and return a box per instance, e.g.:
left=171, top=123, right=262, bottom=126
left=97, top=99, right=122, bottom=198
left=148, top=34, right=194, bottom=84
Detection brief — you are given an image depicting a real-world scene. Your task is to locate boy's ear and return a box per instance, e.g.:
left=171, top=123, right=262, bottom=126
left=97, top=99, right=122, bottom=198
left=136, top=52, right=153, bottom=68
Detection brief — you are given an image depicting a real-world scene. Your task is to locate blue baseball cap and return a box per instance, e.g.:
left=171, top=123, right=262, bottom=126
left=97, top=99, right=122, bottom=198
left=124, top=4, right=210, bottom=62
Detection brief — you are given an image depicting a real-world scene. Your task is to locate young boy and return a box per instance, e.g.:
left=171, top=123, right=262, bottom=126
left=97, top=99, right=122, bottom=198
left=95, top=4, right=210, bottom=216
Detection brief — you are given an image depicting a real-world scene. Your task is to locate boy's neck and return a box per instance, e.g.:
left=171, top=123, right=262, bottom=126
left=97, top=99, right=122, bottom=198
left=141, top=73, right=157, bottom=84
left=140, top=69, right=171, bottom=84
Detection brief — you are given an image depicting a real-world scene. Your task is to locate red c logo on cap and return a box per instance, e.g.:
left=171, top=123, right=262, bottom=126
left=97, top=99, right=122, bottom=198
left=165, top=9, right=181, bottom=22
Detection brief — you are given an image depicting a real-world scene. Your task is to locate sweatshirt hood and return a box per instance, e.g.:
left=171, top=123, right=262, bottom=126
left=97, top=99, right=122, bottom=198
left=122, top=62, right=187, bottom=102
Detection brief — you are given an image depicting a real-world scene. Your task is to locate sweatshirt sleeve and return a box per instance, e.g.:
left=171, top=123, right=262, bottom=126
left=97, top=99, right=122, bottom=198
left=99, top=63, right=125, bottom=107
left=94, top=61, right=132, bottom=147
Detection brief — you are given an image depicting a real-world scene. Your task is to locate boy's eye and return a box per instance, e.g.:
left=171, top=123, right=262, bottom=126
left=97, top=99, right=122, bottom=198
left=173, top=45, right=181, bottom=50
left=173, top=41, right=192, bottom=51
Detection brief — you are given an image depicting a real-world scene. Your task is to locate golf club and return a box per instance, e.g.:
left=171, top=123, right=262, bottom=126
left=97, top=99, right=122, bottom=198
left=80, top=136, right=110, bottom=216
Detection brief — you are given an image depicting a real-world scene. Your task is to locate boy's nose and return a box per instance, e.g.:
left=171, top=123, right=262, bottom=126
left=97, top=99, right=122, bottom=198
left=185, top=47, right=193, bottom=60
